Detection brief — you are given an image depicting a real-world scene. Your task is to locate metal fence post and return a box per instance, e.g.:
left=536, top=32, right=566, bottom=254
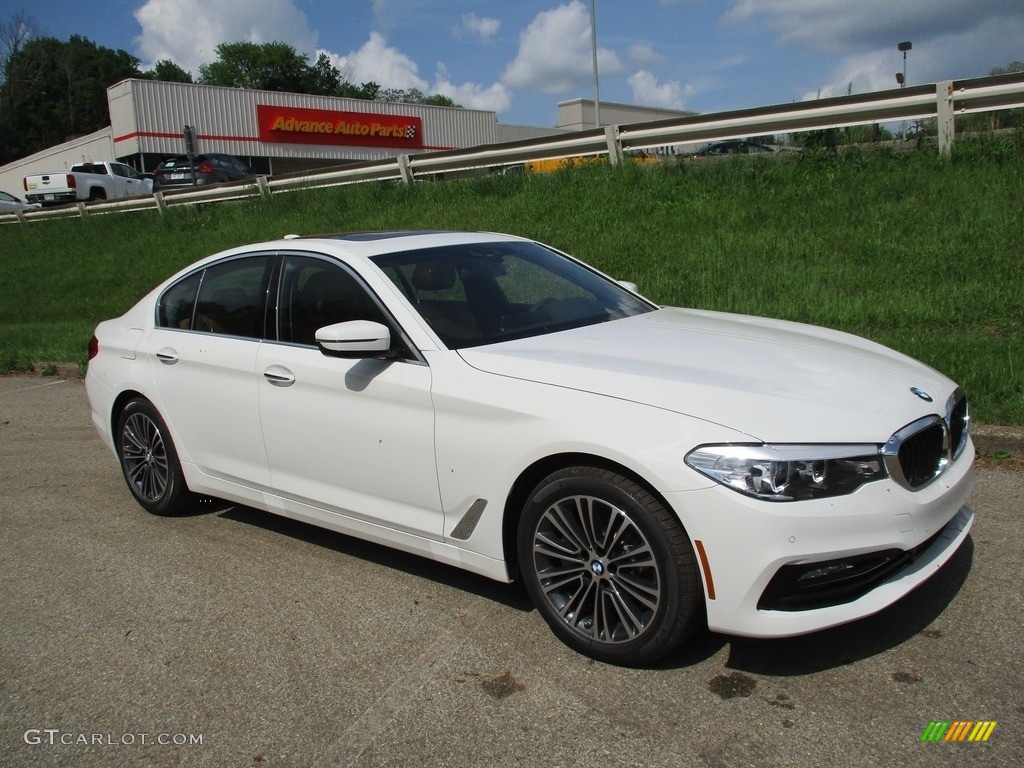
left=256, top=176, right=271, bottom=198
left=937, top=81, right=955, bottom=158
left=397, top=155, right=414, bottom=185
left=154, top=191, right=167, bottom=216
left=605, top=125, right=623, bottom=167
left=76, top=202, right=88, bottom=219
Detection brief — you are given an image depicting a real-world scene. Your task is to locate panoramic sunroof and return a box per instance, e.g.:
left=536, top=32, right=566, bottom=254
left=318, top=230, right=453, bottom=241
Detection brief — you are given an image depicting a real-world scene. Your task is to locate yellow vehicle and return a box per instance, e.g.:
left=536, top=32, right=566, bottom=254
left=524, top=149, right=658, bottom=174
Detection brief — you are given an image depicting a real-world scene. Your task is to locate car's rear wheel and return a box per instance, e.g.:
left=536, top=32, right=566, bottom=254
left=518, top=467, right=703, bottom=666
left=116, top=398, right=195, bottom=516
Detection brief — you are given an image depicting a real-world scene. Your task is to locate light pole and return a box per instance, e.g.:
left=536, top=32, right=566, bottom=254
left=897, top=41, right=912, bottom=87
left=590, top=0, right=601, bottom=128
left=897, top=41, right=911, bottom=140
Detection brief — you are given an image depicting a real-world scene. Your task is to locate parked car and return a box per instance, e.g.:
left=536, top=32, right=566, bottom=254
left=23, top=162, right=152, bottom=206
left=86, top=231, right=974, bottom=666
left=0, top=190, right=39, bottom=213
left=152, top=153, right=256, bottom=192
left=689, top=140, right=777, bottom=159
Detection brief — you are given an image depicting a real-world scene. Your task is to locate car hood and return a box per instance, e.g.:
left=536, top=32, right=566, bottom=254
left=458, top=308, right=956, bottom=442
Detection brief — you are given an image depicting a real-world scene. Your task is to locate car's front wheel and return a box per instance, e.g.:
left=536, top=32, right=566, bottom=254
left=116, top=398, right=195, bottom=516
left=518, top=467, right=703, bottom=666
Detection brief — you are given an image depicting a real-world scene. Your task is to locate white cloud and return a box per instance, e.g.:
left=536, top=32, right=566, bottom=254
left=721, top=0, right=1024, bottom=106
left=629, top=43, right=669, bottom=66
left=502, top=1, right=623, bottom=94
left=332, top=32, right=428, bottom=91
left=325, top=38, right=511, bottom=113
left=456, top=13, right=500, bottom=42
left=628, top=70, right=692, bottom=110
left=723, top=0, right=1022, bottom=54
left=799, top=50, right=896, bottom=100
left=432, top=64, right=511, bottom=113
left=133, top=0, right=318, bottom=73
left=803, top=13, right=1024, bottom=101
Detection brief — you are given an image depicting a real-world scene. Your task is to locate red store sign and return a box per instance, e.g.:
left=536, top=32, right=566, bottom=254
left=256, top=105, right=424, bottom=149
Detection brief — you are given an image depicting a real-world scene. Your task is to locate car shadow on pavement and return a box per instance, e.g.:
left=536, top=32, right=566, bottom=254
left=215, top=503, right=535, bottom=613
left=204, top=499, right=974, bottom=672
left=716, top=536, right=975, bottom=676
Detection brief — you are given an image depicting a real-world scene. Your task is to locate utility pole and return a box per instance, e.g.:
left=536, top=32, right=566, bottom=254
left=590, top=0, right=601, bottom=128
left=897, top=41, right=912, bottom=140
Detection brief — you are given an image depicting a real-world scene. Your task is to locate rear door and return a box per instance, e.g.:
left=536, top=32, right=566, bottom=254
left=146, top=253, right=274, bottom=486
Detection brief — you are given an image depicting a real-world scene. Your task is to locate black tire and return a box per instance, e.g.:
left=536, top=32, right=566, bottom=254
left=87, top=188, right=107, bottom=201
left=115, top=398, right=195, bottom=516
left=517, top=467, right=703, bottom=666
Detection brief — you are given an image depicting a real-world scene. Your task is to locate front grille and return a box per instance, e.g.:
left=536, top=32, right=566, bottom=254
left=882, top=391, right=969, bottom=492
left=949, top=394, right=969, bottom=459
left=899, top=422, right=946, bottom=487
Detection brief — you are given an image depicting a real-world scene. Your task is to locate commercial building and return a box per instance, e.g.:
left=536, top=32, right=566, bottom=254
left=0, top=81, right=696, bottom=198
left=0, top=79, right=562, bottom=197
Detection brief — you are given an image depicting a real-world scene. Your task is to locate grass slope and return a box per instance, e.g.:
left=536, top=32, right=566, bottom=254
left=1, top=135, right=1022, bottom=423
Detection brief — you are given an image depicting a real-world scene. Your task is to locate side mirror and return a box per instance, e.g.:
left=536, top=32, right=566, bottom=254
left=315, top=320, right=391, bottom=358
left=617, top=280, right=639, bottom=293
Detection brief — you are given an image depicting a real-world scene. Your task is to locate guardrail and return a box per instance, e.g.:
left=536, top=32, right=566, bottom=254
left=4, top=70, right=1023, bottom=226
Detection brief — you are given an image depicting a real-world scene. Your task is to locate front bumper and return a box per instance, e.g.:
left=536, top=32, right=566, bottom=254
left=665, top=440, right=975, bottom=638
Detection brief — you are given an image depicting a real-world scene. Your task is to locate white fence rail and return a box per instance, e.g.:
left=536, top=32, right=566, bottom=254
left=5, top=70, right=1024, bottom=226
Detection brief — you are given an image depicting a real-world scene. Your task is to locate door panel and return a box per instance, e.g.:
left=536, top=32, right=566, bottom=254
left=257, top=346, right=440, bottom=535
left=257, top=255, right=442, bottom=537
left=148, top=254, right=274, bottom=487
left=148, top=331, right=268, bottom=486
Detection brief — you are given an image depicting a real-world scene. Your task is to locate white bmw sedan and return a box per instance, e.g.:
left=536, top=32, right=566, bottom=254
left=86, top=231, right=974, bottom=665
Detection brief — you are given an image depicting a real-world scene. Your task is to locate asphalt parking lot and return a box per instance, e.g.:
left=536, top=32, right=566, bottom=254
left=1, top=375, right=1021, bottom=768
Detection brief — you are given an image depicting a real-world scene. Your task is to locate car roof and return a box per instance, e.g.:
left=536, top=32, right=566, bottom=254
left=274, top=230, right=529, bottom=258
left=186, top=231, right=532, bottom=270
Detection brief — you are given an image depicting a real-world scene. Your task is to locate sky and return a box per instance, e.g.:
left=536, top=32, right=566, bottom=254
left=6, top=0, right=1024, bottom=127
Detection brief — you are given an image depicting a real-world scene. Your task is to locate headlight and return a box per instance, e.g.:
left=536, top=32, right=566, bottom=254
left=685, top=444, right=887, bottom=502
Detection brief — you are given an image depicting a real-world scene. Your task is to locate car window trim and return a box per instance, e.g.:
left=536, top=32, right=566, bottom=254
left=154, top=252, right=277, bottom=340
left=268, top=250, right=426, bottom=364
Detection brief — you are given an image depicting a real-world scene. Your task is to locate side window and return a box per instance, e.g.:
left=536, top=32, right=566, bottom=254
left=277, top=256, right=390, bottom=346
left=113, top=163, right=140, bottom=179
left=157, top=271, right=202, bottom=329
left=192, top=256, right=272, bottom=338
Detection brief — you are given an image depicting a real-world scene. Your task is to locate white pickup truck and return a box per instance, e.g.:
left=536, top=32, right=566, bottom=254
left=23, top=162, right=153, bottom=206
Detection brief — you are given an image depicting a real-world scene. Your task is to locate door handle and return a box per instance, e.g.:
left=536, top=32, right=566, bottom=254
left=263, top=366, right=296, bottom=387
left=156, top=347, right=178, bottom=364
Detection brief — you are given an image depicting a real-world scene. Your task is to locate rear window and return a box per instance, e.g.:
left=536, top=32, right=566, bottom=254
left=71, top=164, right=108, bottom=175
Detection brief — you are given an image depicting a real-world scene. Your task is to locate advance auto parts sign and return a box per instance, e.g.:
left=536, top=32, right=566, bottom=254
left=257, top=105, right=423, bottom=149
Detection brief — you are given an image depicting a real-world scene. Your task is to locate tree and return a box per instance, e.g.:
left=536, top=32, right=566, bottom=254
left=145, top=59, right=193, bottom=84
left=341, top=79, right=381, bottom=100
left=421, top=93, right=460, bottom=108
left=991, top=61, right=1024, bottom=75
left=0, top=9, right=35, bottom=87
left=0, top=34, right=142, bottom=164
left=198, top=41, right=343, bottom=95
left=956, top=61, right=1024, bottom=133
left=376, top=87, right=462, bottom=108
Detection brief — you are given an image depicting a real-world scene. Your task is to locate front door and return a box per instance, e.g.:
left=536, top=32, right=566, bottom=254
left=256, top=254, right=442, bottom=537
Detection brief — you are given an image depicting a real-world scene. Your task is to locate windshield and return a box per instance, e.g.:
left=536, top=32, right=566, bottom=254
left=372, top=241, right=654, bottom=349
